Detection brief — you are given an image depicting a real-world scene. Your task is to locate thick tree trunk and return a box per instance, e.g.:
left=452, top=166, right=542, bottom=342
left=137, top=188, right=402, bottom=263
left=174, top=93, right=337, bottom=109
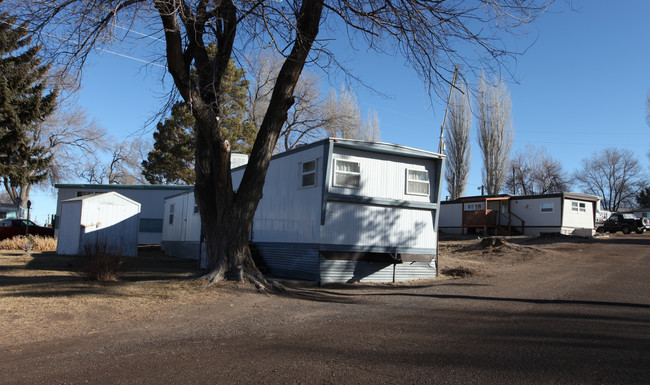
left=157, top=0, right=324, bottom=289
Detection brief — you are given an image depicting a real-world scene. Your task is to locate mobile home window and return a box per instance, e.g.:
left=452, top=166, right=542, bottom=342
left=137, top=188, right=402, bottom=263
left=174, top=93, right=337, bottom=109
left=333, top=159, right=360, bottom=188
left=572, top=202, right=586, bottom=212
left=541, top=202, right=553, bottom=213
left=301, top=160, right=317, bottom=188
left=76, top=191, right=98, bottom=197
left=406, top=169, right=430, bottom=196
left=169, top=204, right=175, bottom=225
left=465, top=203, right=483, bottom=211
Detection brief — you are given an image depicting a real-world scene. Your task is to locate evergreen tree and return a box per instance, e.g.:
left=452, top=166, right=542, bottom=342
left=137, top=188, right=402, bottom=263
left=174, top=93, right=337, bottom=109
left=0, top=13, right=57, bottom=207
left=636, top=186, right=650, bottom=208
left=141, top=101, right=195, bottom=185
left=141, top=59, right=255, bottom=185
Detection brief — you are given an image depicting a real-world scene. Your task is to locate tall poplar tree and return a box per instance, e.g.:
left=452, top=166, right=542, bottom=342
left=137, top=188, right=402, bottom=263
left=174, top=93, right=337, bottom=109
left=444, top=83, right=472, bottom=200
left=476, top=73, right=513, bottom=195
left=0, top=13, right=57, bottom=207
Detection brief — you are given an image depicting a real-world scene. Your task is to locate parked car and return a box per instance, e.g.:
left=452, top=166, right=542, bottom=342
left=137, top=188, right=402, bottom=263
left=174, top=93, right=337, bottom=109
left=596, top=213, right=649, bottom=234
left=0, top=219, right=54, bottom=240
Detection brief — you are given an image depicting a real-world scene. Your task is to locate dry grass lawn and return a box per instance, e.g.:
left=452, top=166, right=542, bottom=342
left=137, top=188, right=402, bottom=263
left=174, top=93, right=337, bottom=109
left=0, top=247, right=236, bottom=348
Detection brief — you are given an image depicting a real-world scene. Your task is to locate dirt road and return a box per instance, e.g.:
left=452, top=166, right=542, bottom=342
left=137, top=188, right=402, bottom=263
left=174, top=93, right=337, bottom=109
left=2, top=235, right=649, bottom=384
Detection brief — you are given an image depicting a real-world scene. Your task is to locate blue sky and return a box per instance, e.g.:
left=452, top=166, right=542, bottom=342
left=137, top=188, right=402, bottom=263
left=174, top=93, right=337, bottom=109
left=27, top=0, right=650, bottom=224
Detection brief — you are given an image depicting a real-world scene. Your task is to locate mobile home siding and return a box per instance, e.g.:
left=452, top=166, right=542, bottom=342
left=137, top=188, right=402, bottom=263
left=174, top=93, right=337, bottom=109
left=438, top=202, right=463, bottom=234
left=510, top=196, right=563, bottom=234
left=561, top=198, right=595, bottom=234
left=329, top=148, right=436, bottom=204
left=321, top=202, right=435, bottom=248
left=232, top=144, right=325, bottom=244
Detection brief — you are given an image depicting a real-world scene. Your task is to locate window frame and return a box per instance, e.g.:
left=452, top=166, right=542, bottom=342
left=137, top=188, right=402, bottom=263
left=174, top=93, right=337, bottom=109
left=572, top=202, right=587, bottom=213
left=405, top=168, right=430, bottom=196
left=540, top=202, right=554, bottom=213
left=465, top=203, right=483, bottom=211
left=169, top=203, right=175, bottom=225
left=300, top=159, right=318, bottom=188
left=332, top=159, right=361, bottom=188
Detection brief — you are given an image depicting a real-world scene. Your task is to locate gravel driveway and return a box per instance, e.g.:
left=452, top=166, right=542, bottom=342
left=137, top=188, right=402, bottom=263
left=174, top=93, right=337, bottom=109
left=2, top=234, right=649, bottom=384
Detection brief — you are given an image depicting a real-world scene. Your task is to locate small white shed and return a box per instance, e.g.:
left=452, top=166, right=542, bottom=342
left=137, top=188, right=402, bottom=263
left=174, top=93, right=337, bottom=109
left=56, top=192, right=141, bottom=257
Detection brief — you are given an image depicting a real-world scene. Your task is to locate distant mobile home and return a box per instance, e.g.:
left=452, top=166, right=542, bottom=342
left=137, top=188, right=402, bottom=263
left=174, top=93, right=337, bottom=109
left=55, top=184, right=193, bottom=244
left=162, top=138, right=445, bottom=284
left=439, top=193, right=601, bottom=236
left=56, top=192, right=141, bottom=257
left=0, top=203, right=23, bottom=220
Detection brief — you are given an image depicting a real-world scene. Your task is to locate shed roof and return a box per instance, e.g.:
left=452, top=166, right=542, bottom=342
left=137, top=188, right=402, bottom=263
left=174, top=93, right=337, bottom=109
left=62, top=191, right=141, bottom=208
left=231, top=138, right=445, bottom=172
left=55, top=183, right=193, bottom=191
left=442, top=192, right=601, bottom=204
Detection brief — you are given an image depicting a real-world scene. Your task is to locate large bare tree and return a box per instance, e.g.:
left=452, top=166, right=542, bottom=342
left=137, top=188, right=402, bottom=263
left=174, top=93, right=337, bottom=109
left=9, top=0, right=553, bottom=287
left=248, top=54, right=379, bottom=152
left=575, top=148, right=643, bottom=211
left=444, top=83, right=472, bottom=200
left=79, top=137, right=149, bottom=185
left=475, top=73, right=514, bottom=195
left=324, top=85, right=381, bottom=142
left=504, top=144, right=570, bottom=195
left=248, top=53, right=329, bottom=152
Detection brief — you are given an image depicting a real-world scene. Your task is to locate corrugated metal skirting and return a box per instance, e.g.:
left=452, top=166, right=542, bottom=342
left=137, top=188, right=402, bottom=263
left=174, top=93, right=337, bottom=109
left=254, top=243, right=321, bottom=282
left=319, top=258, right=436, bottom=284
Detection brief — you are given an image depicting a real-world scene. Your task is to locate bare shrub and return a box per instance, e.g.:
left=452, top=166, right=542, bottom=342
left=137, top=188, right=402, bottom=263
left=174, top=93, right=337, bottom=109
left=441, top=267, right=475, bottom=278
left=81, top=241, right=124, bottom=282
left=0, top=235, right=57, bottom=251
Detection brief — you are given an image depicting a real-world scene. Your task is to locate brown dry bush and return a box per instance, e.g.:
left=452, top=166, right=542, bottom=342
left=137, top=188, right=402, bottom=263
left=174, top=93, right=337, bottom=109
left=441, top=266, right=475, bottom=278
left=0, top=235, right=57, bottom=251
left=81, top=241, right=124, bottom=282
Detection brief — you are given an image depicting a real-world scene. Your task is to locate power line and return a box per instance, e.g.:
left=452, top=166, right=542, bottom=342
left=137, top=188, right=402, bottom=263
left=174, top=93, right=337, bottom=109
left=96, top=48, right=166, bottom=68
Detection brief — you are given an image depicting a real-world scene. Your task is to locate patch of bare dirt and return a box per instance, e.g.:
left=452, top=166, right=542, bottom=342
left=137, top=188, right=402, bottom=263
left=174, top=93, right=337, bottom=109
left=438, top=235, right=550, bottom=278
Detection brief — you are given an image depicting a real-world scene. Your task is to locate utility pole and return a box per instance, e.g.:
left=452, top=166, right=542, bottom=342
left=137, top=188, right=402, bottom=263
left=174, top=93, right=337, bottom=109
left=437, top=66, right=459, bottom=154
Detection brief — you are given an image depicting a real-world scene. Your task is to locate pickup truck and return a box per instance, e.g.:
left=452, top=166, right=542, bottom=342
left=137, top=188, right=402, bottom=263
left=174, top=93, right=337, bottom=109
left=0, top=219, right=54, bottom=240
left=596, top=213, right=649, bottom=234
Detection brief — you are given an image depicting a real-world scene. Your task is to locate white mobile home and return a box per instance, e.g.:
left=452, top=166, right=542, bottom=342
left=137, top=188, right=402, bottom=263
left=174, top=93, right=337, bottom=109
left=56, top=192, right=141, bottom=257
left=55, top=184, right=193, bottom=244
left=0, top=203, right=24, bottom=220
left=439, top=193, right=600, bottom=236
left=162, top=138, right=445, bottom=283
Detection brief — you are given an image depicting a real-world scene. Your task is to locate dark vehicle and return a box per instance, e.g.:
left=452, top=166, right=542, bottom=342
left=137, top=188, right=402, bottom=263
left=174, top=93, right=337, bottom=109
left=596, top=213, right=649, bottom=234
left=0, top=219, right=54, bottom=240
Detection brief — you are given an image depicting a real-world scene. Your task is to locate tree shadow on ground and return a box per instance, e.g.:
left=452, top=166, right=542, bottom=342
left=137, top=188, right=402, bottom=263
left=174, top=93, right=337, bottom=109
left=279, top=283, right=650, bottom=310
left=1, top=247, right=203, bottom=297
